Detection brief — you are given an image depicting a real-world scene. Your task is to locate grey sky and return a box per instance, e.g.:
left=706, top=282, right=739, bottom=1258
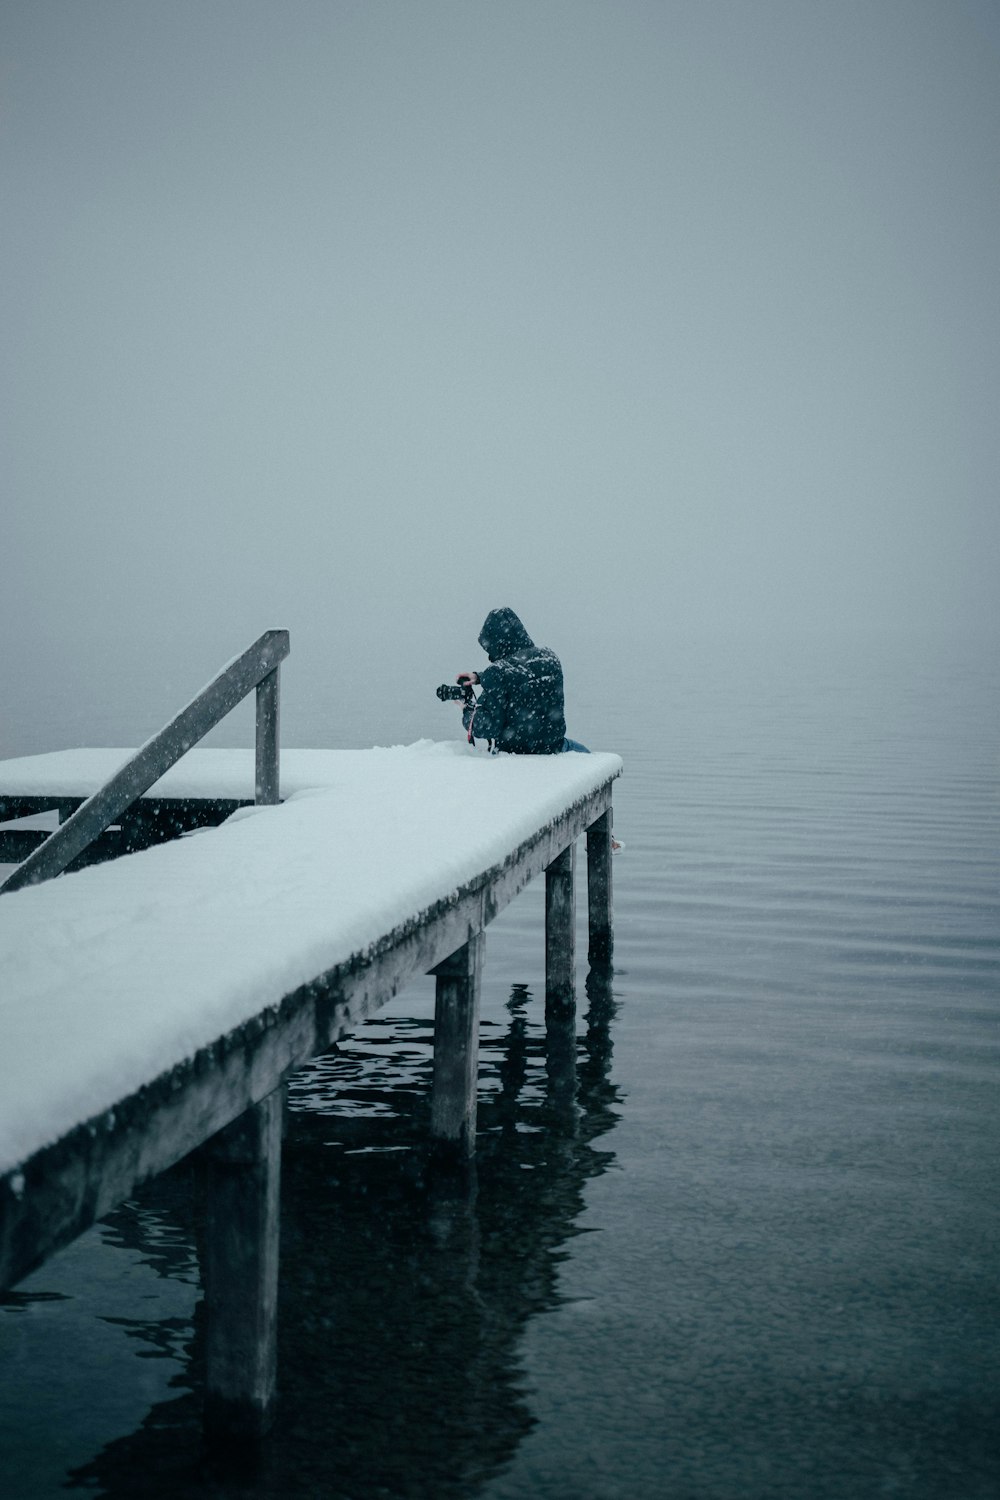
left=3, top=0, right=998, bottom=705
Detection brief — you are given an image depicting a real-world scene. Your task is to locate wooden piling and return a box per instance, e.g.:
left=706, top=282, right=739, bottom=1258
left=430, top=934, right=484, bottom=1157
left=202, top=1089, right=283, bottom=1443
left=586, top=809, right=614, bottom=963
left=545, top=841, right=576, bottom=1006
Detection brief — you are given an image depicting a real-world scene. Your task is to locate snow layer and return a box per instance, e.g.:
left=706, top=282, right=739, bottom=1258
left=0, top=741, right=621, bottom=1174
left=0, top=746, right=370, bottom=802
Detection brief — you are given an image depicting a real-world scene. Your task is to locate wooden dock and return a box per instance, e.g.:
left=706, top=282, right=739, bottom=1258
left=0, top=736, right=620, bottom=1442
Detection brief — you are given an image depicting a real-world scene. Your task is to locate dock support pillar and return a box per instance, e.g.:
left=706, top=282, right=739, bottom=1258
left=586, top=808, right=614, bottom=964
left=546, top=842, right=578, bottom=1125
left=546, top=841, right=576, bottom=1006
left=431, top=933, right=484, bottom=1157
left=203, top=1089, right=283, bottom=1445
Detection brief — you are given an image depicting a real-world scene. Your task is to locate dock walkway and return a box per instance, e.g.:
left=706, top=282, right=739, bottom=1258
left=0, top=740, right=621, bottom=1439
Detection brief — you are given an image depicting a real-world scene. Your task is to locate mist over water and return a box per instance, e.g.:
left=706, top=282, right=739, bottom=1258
left=3, top=1, right=999, bottom=673
left=2, top=634, right=997, bottom=1498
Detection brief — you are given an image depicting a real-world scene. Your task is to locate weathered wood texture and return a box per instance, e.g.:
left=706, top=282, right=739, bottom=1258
left=254, top=669, right=281, bottom=806
left=0, top=630, right=289, bottom=894
left=545, top=841, right=576, bottom=1005
left=430, top=934, right=484, bottom=1156
left=0, top=779, right=614, bottom=1291
left=586, top=808, right=614, bottom=962
left=202, top=1090, right=283, bottom=1441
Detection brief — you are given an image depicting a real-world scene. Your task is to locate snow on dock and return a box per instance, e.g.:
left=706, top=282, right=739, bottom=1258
left=0, top=745, right=380, bottom=805
left=0, top=741, right=621, bottom=1176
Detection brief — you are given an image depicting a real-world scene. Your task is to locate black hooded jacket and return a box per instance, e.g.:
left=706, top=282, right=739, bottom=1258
left=463, top=608, right=566, bottom=754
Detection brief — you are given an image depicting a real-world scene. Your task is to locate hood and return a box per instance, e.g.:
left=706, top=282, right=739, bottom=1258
left=478, top=607, right=534, bottom=662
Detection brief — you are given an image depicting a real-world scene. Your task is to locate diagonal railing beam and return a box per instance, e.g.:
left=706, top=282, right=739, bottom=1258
left=0, top=630, right=289, bottom=895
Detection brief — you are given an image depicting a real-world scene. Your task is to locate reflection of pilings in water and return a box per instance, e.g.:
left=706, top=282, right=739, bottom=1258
left=95, top=1163, right=201, bottom=1287
left=63, top=967, right=623, bottom=1499
left=545, top=994, right=579, bottom=1132
left=488, top=964, right=620, bottom=1147
left=490, top=982, right=536, bottom=1159
left=496, top=985, right=530, bottom=1132
left=427, top=1165, right=482, bottom=1302
left=542, top=960, right=619, bottom=1141
left=580, top=961, right=618, bottom=1111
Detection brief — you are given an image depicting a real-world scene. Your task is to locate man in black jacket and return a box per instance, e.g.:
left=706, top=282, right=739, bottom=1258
left=458, top=607, right=569, bottom=754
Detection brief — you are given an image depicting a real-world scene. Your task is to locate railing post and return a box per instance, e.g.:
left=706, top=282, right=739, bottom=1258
left=430, top=933, right=484, bottom=1157
left=202, top=1089, right=283, bottom=1444
left=586, top=807, right=614, bottom=963
left=255, top=667, right=280, bottom=805
left=545, top=841, right=576, bottom=1006
left=0, top=629, right=289, bottom=894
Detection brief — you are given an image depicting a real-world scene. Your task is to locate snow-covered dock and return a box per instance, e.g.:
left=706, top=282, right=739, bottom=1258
left=0, top=740, right=621, bottom=1438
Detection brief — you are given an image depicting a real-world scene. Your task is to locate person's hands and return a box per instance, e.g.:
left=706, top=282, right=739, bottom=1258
left=457, top=672, right=480, bottom=686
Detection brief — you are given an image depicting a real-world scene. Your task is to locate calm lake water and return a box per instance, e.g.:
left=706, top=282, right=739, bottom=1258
left=1, top=633, right=998, bottom=1499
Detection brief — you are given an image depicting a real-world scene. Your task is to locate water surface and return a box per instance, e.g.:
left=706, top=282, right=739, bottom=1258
left=1, top=634, right=997, bottom=1498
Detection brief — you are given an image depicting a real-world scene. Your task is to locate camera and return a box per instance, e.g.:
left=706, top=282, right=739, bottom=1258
left=436, top=677, right=476, bottom=704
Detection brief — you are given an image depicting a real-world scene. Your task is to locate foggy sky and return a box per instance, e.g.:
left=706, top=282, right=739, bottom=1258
left=3, top=0, right=999, bottom=703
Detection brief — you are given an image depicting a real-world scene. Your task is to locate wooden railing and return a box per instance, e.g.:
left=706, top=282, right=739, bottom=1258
left=0, top=630, right=289, bottom=895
